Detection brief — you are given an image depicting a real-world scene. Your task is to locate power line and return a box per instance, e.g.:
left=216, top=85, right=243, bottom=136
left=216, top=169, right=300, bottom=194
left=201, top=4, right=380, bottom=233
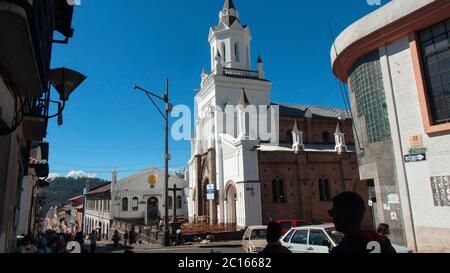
left=51, top=145, right=190, bottom=151
left=50, top=158, right=166, bottom=169
left=50, top=163, right=188, bottom=174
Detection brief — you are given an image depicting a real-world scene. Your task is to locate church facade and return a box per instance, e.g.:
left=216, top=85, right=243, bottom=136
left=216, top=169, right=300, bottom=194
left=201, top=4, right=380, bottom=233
left=187, top=0, right=371, bottom=229
left=111, top=168, right=188, bottom=225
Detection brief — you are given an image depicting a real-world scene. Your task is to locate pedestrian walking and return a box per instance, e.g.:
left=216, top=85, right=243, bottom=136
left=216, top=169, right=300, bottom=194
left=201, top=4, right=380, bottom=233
left=378, top=223, right=397, bottom=253
left=112, top=230, right=121, bottom=248
left=88, top=230, right=97, bottom=253
left=159, top=218, right=164, bottom=231
left=123, top=230, right=129, bottom=247
left=128, top=229, right=136, bottom=245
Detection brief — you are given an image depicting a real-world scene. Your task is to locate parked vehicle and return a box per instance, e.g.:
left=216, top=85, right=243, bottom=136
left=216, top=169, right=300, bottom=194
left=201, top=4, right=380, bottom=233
left=280, top=224, right=412, bottom=253
left=275, top=219, right=312, bottom=235
left=242, top=225, right=267, bottom=253
left=280, top=224, right=341, bottom=253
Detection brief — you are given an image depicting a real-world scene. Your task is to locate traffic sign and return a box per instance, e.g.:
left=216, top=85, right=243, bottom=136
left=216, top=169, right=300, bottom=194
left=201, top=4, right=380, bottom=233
left=404, top=153, right=426, bottom=163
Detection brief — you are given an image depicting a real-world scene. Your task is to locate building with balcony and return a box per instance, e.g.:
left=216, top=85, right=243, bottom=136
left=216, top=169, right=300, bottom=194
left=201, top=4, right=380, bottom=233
left=187, top=0, right=372, bottom=231
left=67, top=195, right=84, bottom=234
left=84, top=183, right=112, bottom=240
left=16, top=142, right=49, bottom=237
left=0, top=0, right=78, bottom=252
left=331, top=0, right=450, bottom=252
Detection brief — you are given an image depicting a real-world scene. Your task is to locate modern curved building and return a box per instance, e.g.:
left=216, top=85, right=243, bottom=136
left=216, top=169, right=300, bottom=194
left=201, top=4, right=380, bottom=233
left=331, top=0, right=450, bottom=252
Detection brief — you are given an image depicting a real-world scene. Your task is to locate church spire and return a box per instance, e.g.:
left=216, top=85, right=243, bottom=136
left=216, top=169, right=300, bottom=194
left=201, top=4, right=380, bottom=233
left=219, top=0, right=239, bottom=27
left=239, top=89, right=250, bottom=107
left=223, top=0, right=236, bottom=10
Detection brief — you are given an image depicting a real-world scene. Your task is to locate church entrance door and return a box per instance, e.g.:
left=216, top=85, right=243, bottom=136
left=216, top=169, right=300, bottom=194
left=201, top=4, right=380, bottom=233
left=147, top=197, right=159, bottom=225
left=198, top=179, right=210, bottom=223
left=226, top=183, right=237, bottom=225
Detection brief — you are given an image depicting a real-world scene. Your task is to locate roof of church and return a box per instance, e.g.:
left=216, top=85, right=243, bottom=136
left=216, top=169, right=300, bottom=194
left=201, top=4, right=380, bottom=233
left=257, top=55, right=263, bottom=63
left=259, top=143, right=356, bottom=153
left=239, top=90, right=250, bottom=106
left=223, top=0, right=235, bottom=10
left=86, top=182, right=111, bottom=195
left=274, top=103, right=350, bottom=119
left=220, top=0, right=239, bottom=27
left=222, top=16, right=239, bottom=27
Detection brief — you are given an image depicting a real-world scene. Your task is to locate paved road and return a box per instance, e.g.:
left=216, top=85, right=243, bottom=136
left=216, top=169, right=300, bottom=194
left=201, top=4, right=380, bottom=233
left=113, top=247, right=244, bottom=254
left=96, top=241, right=244, bottom=254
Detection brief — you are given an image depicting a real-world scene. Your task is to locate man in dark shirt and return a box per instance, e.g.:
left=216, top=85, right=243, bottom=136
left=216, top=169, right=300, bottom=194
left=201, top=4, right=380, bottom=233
left=329, top=192, right=375, bottom=254
left=260, top=221, right=291, bottom=254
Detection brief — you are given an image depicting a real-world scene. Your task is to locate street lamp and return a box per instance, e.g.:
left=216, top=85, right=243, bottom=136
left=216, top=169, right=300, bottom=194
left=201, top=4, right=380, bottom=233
left=132, top=79, right=172, bottom=246
left=48, top=67, right=87, bottom=125
left=0, top=67, right=86, bottom=135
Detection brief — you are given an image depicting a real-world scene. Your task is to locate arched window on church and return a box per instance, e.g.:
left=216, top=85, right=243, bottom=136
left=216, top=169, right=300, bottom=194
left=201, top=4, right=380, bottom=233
left=235, top=42, right=240, bottom=62
left=168, top=196, right=173, bottom=210
left=272, top=179, right=286, bottom=203
left=319, top=179, right=331, bottom=202
left=222, top=42, right=227, bottom=63
left=132, top=197, right=139, bottom=211
left=322, top=131, right=330, bottom=144
left=122, top=197, right=128, bottom=211
left=176, top=196, right=182, bottom=209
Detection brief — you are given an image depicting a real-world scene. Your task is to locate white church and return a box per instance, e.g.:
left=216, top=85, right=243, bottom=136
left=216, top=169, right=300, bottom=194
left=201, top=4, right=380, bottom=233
left=111, top=168, right=188, bottom=225
left=187, top=0, right=358, bottom=230
left=187, top=0, right=272, bottom=228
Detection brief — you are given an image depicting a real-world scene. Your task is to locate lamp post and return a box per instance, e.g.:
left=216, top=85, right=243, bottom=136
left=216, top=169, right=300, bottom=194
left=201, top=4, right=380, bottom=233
left=133, top=79, right=171, bottom=246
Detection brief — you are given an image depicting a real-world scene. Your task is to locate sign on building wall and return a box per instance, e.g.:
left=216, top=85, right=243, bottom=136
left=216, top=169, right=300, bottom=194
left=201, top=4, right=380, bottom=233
left=431, top=176, right=450, bottom=207
left=409, top=134, right=423, bottom=147
left=404, top=153, right=426, bottom=163
left=207, top=184, right=215, bottom=200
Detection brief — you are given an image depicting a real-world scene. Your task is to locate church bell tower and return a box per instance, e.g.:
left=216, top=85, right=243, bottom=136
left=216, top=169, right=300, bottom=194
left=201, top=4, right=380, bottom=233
left=209, top=0, right=252, bottom=71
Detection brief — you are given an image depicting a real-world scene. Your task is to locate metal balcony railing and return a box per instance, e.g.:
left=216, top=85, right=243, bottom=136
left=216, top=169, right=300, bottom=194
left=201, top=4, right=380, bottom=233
left=223, top=67, right=259, bottom=79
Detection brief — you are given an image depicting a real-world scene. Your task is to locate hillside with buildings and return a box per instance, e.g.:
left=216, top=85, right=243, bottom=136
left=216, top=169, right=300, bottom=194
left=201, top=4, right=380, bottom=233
left=42, top=177, right=107, bottom=213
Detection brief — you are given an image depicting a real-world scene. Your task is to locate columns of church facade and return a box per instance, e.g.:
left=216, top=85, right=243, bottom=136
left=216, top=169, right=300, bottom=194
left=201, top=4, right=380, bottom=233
left=214, top=110, right=225, bottom=225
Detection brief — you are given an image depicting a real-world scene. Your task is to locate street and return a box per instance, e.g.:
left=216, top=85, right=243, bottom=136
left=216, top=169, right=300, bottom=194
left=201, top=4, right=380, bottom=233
left=94, top=241, right=245, bottom=254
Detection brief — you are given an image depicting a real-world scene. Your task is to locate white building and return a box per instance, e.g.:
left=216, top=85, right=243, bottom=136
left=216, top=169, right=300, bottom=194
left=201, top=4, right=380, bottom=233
left=331, top=0, right=450, bottom=252
left=111, top=168, right=188, bottom=225
left=188, top=0, right=271, bottom=229
left=186, top=0, right=368, bottom=231
left=84, top=183, right=112, bottom=240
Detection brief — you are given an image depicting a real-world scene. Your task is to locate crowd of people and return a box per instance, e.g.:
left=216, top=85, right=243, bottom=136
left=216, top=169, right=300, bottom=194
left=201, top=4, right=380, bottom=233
left=16, top=228, right=139, bottom=254
left=16, top=230, right=85, bottom=253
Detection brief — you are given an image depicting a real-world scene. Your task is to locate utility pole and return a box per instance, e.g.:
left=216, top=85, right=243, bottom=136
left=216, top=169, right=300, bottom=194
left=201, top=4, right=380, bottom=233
left=133, top=79, right=172, bottom=246
left=163, top=79, right=170, bottom=246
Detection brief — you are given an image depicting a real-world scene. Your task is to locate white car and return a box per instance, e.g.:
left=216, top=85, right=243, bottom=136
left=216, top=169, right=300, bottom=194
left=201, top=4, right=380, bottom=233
left=280, top=224, right=411, bottom=253
left=242, top=225, right=268, bottom=253
left=280, top=224, right=343, bottom=253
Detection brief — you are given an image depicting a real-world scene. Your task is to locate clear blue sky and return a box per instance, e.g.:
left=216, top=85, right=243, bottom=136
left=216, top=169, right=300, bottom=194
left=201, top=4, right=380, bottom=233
left=47, top=0, right=389, bottom=180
